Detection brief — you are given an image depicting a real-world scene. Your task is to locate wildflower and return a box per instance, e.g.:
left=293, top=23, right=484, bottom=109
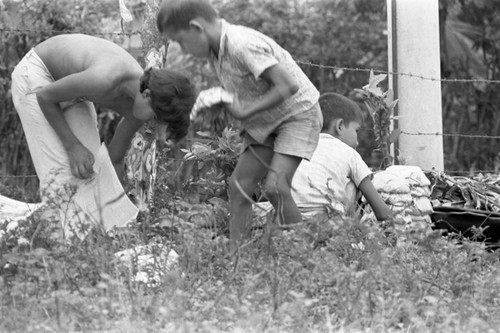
left=6, top=220, right=18, bottom=232
left=17, top=237, right=29, bottom=245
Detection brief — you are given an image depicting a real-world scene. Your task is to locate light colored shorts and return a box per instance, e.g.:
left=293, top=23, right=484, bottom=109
left=241, top=102, right=322, bottom=161
left=11, top=49, right=101, bottom=188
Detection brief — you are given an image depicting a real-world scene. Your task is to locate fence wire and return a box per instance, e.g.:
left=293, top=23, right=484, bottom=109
left=1, top=27, right=500, bottom=179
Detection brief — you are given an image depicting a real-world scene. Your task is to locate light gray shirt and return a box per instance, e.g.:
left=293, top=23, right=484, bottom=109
left=210, top=20, right=320, bottom=143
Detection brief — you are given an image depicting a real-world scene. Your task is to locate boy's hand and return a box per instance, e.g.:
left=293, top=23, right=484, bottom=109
left=225, top=98, right=247, bottom=120
left=68, top=143, right=95, bottom=179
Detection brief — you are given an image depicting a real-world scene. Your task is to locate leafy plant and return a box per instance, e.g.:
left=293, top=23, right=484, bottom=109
left=179, top=128, right=241, bottom=202
left=355, top=71, right=399, bottom=169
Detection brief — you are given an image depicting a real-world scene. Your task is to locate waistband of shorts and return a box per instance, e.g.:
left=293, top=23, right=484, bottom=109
left=21, top=48, right=55, bottom=81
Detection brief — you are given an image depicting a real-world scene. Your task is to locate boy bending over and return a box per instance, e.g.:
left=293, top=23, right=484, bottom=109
left=292, top=93, right=391, bottom=222
left=10, top=34, right=195, bottom=231
left=157, top=0, right=322, bottom=249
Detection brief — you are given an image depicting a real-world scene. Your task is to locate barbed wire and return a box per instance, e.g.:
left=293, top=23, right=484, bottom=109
left=2, top=28, right=500, bottom=84
left=294, top=60, right=500, bottom=84
left=1, top=28, right=500, bottom=179
left=0, top=174, right=38, bottom=179
left=400, top=131, right=500, bottom=139
left=0, top=28, right=139, bottom=37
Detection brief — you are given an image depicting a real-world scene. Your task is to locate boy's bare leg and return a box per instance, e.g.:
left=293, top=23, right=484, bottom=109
left=263, top=152, right=302, bottom=225
left=228, top=145, right=273, bottom=252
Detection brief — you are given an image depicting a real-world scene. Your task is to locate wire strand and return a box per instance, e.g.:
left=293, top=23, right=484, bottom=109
left=400, top=131, right=500, bottom=139
left=1, top=28, right=500, bottom=84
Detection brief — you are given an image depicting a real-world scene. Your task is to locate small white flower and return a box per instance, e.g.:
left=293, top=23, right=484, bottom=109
left=6, top=220, right=18, bottom=232
left=17, top=237, right=29, bottom=245
left=350, top=242, right=365, bottom=251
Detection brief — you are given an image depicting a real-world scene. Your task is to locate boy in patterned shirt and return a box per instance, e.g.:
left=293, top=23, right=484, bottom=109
left=157, top=0, right=322, bottom=250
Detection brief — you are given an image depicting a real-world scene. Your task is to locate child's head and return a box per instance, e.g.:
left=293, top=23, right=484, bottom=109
left=319, top=92, right=364, bottom=149
left=139, top=68, right=195, bottom=142
left=157, top=0, right=218, bottom=58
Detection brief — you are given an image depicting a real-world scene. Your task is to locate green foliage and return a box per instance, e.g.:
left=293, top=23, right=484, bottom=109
left=177, top=129, right=241, bottom=202
left=3, top=1, right=500, bottom=330
left=216, top=0, right=387, bottom=93
left=2, top=203, right=500, bottom=331
left=355, top=71, right=399, bottom=169
left=439, top=0, right=500, bottom=173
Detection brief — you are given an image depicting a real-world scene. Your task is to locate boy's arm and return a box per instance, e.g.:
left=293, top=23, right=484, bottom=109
left=36, top=68, right=111, bottom=179
left=227, top=64, right=299, bottom=120
left=358, top=176, right=392, bottom=221
left=107, top=117, right=144, bottom=180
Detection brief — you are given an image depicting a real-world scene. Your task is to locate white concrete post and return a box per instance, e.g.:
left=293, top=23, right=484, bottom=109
left=387, top=0, right=444, bottom=170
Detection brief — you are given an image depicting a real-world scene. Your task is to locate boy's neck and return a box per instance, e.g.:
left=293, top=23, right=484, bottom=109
left=207, top=19, right=223, bottom=58
left=119, top=76, right=140, bottom=98
left=322, top=130, right=340, bottom=139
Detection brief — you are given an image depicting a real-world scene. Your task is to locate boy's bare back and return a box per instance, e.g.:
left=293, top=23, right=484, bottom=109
left=33, top=34, right=145, bottom=115
left=35, top=34, right=142, bottom=81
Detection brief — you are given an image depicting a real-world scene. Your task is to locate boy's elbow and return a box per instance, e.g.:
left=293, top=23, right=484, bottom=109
left=36, top=92, right=56, bottom=116
left=36, top=92, right=48, bottom=108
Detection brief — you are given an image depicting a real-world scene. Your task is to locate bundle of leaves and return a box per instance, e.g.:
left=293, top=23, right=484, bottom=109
left=191, top=104, right=235, bottom=136
left=190, top=87, right=238, bottom=136
left=427, top=170, right=500, bottom=212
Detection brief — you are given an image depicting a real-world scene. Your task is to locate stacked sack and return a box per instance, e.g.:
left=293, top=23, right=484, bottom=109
left=364, top=165, right=433, bottom=232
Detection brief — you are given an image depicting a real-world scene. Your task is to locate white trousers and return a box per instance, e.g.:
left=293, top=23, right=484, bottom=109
left=11, top=49, right=101, bottom=187
left=8, top=49, right=138, bottom=234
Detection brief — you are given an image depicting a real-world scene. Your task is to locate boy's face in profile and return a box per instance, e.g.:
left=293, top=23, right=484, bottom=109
left=164, top=25, right=210, bottom=58
left=337, top=120, right=361, bottom=149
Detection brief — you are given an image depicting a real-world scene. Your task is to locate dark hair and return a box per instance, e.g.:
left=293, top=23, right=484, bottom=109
left=157, top=0, right=218, bottom=33
left=140, top=68, right=195, bottom=142
left=319, top=92, right=364, bottom=132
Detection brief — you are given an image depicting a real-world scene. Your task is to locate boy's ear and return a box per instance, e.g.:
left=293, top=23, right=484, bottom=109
left=327, top=118, right=343, bottom=135
left=334, top=118, right=344, bottom=133
left=336, top=118, right=345, bottom=130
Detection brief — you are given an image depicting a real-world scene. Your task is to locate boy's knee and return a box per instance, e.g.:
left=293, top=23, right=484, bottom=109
left=228, top=175, right=254, bottom=199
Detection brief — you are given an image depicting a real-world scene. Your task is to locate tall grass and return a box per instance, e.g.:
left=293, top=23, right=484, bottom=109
left=1, top=197, right=500, bottom=332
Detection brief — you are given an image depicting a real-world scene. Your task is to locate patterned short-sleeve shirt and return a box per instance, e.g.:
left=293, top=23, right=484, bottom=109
left=210, top=20, right=320, bottom=143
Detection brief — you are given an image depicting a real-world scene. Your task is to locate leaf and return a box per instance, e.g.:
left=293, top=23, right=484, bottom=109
left=367, top=70, right=387, bottom=89
left=366, top=86, right=385, bottom=97
left=118, top=0, right=133, bottom=23
left=387, top=99, right=399, bottom=111
left=385, top=89, right=394, bottom=102
left=183, top=152, right=194, bottom=160
left=32, top=248, right=49, bottom=258
left=196, top=131, right=213, bottom=138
